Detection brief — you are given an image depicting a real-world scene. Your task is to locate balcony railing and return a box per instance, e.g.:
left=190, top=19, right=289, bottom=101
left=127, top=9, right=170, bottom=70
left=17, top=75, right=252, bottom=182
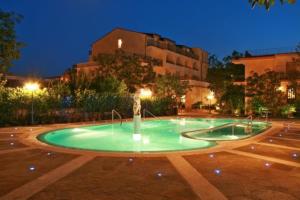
left=147, top=39, right=199, bottom=60
left=245, top=46, right=298, bottom=57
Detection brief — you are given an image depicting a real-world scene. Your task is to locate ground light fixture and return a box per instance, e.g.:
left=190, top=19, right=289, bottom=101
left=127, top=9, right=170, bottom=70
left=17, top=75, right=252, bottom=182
left=24, top=82, right=40, bottom=124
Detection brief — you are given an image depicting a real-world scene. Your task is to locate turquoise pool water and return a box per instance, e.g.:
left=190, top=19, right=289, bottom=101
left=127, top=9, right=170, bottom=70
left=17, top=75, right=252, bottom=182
left=38, top=118, right=270, bottom=152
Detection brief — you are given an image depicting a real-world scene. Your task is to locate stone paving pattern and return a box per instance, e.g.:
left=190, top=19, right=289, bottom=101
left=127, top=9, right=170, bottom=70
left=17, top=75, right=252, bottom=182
left=0, top=122, right=300, bottom=200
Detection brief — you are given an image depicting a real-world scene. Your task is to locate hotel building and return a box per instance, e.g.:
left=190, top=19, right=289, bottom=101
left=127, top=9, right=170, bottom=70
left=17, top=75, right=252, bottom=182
left=233, top=51, right=300, bottom=112
left=75, top=28, right=211, bottom=109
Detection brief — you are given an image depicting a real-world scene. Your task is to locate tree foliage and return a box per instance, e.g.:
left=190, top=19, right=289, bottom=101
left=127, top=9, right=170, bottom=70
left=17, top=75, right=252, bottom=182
left=93, top=50, right=158, bottom=92
left=207, top=51, right=245, bottom=114
left=0, top=79, right=175, bottom=126
left=0, top=10, right=24, bottom=73
left=246, top=70, right=286, bottom=116
left=221, top=84, right=245, bottom=115
left=249, top=0, right=296, bottom=10
left=154, top=73, right=190, bottom=99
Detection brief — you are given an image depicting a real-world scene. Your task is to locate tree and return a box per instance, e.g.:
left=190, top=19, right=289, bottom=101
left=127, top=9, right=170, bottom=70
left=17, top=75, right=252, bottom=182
left=249, top=0, right=296, bottom=10
left=246, top=70, right=286, bottom=116
left=154, top=73, right=189, bottom=99
left=0, top=10, right=24, bottom=73
left=221, top=84, right=245, bottom=115
left=207, top=51, right=245, bottom=114
left=89, top=75, right=127, bottom=94
left=94, top=50, right=158, bottom=93
left=63, top=66, right=91, bottom=95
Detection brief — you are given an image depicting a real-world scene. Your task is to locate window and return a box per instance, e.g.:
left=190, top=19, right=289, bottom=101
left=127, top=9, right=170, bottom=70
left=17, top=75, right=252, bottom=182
left=118, top=38, right=123, bottom=49
left=288, top=88, right=296, bottom=100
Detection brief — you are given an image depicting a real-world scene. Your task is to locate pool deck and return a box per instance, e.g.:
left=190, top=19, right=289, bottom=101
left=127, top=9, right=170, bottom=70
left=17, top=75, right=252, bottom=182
left=0, top=117, right=299, bottom=200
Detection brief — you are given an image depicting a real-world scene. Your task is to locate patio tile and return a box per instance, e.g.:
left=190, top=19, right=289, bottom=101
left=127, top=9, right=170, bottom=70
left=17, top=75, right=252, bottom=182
left=0, top=140, right=27, bottom=150
left=29, top=157, right=198, bottom=200
left=236, top=143, right=300, bottom=163
left=260, top=137, right=300, bottom=148
left=185, top=152, right=300, bottom=200
left=0, top=149, right=77, bottom=197
left=272, top=132, right=300, bottom=140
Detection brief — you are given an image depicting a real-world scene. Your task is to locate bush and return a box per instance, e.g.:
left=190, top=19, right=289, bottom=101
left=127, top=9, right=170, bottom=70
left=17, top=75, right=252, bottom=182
left=0, top=82, right=176, bottom=126
left=191, top=101, right=203, bottom=109
left=281, top=104, right=296, bottom=118
left=141, top=97, right=177, bottom=117
left=295, top=101, right=300, bottom=118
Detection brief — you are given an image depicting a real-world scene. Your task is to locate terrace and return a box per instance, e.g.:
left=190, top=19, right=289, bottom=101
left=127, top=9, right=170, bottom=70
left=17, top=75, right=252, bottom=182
left=0, top=118, right=300, bottom=200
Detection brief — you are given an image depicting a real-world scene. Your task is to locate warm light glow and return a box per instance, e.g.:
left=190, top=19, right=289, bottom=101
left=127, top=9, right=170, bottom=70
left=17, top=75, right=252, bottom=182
left=24, top=82, right=39, bottom=92
left=180, top=95, right=186, bottom=103
left=118, top=38, right=123, bottom=48
left=207, top=91, right=215, bottom=100
left=277, top=86, right=285, bottom=92
left=140, top=88, right=152, bottom=98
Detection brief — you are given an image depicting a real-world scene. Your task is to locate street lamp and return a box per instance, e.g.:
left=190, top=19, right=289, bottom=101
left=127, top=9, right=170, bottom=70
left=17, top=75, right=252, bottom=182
left=24, top=82, right=39, bottom=124
left=207, top=91, right=215, bottom=114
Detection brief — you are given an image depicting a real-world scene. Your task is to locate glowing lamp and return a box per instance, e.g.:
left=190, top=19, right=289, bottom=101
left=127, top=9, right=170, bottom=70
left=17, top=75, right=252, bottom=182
left=24, top=82, right=40, bottom=92
left=140, top=88, right=152, bottom=99
left=207, top=91, right=215, bottom=100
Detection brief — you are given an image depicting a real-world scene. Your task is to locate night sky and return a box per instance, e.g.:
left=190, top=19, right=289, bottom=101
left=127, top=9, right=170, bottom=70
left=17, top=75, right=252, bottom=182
left=2, top=0, right=300, bottom=77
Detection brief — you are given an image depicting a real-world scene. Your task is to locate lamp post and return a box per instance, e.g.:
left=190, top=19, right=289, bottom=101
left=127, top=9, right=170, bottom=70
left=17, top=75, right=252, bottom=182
left=207, top=91, right=215, bottom=114
left=24, top=82, right=39, bottom=124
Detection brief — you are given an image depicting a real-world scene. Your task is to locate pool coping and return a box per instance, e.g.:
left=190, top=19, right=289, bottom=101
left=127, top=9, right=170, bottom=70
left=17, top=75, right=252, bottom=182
left=20, top=116, right=282, bottom=157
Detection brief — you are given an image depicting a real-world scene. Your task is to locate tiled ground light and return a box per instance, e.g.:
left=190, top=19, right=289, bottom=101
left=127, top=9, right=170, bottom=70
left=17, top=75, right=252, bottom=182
left=0, top=140, right=27, bottom=150
left=184, top=152, right=300, bottom=200
left=260, top=137, right=300, bottom=148
left=1, top=121, right=300, bottom=200
left=0, top=149, right=78, bottom=196
left=272, top=133, right=300, bottom=140
left=236, top=143, right=300, bottom=163
left=29, top=157, right=198, bottom=200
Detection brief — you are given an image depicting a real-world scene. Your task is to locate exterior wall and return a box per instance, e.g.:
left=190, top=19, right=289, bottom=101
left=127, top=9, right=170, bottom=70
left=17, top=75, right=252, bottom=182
left=233, top=53, right=299, bottom=79
left=233, top=53, right=300, bottom=114
left=76, top=28, right=210, bottom=110
left=185, top=81, right=214, bottom=110
left=90, top=28, right=146, bottom=60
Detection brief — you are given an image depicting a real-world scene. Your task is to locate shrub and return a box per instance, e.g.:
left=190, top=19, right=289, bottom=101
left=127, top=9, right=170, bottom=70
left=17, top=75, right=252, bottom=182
left=191, top=101, right=203, bottom=109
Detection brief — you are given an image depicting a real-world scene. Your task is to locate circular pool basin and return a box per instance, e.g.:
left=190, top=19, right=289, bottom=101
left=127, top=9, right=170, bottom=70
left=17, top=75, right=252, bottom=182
left=38, top=118, right=270, bottom=152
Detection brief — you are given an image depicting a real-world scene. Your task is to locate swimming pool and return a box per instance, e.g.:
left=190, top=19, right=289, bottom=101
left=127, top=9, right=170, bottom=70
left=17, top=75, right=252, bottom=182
left=38, top=118, right=270, bottom=152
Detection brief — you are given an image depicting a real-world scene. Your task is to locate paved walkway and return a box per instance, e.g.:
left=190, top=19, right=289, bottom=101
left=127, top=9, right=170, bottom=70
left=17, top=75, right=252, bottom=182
left=168, top=155, right=227, bottom=200
left=0, top=120, right=299, bottom=200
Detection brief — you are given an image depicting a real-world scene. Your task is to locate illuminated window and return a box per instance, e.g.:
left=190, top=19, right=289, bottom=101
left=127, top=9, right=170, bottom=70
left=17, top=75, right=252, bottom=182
left=288, top=88, right=296, bottom=99
left=118, top=38, right=123, bottom=49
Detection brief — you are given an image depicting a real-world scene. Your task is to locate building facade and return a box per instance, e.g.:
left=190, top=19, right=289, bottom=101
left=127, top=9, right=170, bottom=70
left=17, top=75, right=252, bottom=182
left=76, top=28, right=211, bottom=109
left=232, top=52, right=300, bottom=112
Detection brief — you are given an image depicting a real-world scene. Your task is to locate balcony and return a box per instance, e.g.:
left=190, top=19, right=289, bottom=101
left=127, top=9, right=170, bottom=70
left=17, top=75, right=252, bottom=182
left=147, top=39, right=199, bottom=60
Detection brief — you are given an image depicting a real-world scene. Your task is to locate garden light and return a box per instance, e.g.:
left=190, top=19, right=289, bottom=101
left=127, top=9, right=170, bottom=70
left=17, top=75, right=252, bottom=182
left=207, top=91, right=215, bottom=114
left=24, top=82, right=40, bottom=92
left=140, top=88, right=152, bottom=98
left=207, top=91, right=215, bottom=100
left=23, top=82, right=40, bottom=124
